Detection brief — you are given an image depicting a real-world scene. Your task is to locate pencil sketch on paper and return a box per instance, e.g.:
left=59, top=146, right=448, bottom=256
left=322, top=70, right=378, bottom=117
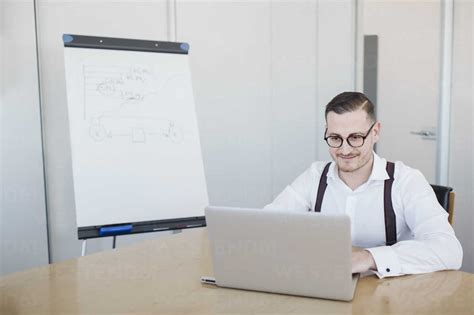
left=82, top=65, right=187, bottom=144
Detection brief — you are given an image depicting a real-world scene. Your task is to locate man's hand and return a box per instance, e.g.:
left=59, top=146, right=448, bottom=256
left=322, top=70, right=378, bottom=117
left=351, top=247, right=376, bottom=274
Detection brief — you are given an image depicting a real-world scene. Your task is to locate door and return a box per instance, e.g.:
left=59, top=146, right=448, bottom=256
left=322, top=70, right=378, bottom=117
left=360, top=0, right=442, bottom=183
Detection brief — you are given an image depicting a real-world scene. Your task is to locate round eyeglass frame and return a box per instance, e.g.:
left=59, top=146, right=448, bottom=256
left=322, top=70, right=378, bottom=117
left=324, top=122, right=376, bottom=148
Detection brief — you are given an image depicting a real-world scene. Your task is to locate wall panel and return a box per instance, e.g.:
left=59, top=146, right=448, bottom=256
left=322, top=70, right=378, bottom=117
left=450, top=0, right=473, bottom=273
left=270, top=1, right=318, bottom=197
left=0, top=0, right=49, bottom=275
left=177, top=0, right=273, bottom=207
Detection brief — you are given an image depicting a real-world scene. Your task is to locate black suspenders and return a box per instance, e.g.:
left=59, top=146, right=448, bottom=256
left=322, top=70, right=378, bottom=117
left=383, top=162, right=397, bottom=245
left=314, top=163, right=331, bottom=214
left=313, top=161, right=397, bottom=246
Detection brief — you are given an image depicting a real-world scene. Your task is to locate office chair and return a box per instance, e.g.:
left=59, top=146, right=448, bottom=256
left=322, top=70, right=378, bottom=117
left=430, top=184, right=455, bottom=225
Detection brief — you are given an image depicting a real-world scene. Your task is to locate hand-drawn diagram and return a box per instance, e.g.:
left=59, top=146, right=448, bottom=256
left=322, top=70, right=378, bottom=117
left=83, top=65, right=186, bottom=143
left=89, top=115, right=183, bottom=143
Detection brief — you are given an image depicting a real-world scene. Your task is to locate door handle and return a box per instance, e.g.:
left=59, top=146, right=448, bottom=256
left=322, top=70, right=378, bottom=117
left=410, top=130, right=437, bottom=140
left=410, top=131, right=436, bottom=137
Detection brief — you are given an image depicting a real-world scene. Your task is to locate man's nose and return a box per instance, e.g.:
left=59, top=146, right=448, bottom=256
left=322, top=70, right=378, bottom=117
left=339, top=140, right=353, bottom=154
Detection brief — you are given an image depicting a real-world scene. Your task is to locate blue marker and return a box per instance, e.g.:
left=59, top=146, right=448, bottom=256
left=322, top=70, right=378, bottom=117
left=180, top=43, right=190, bottom=52
left=99, top=224, right=133, bottom=237
left=63, top=34, right=74, bottom=44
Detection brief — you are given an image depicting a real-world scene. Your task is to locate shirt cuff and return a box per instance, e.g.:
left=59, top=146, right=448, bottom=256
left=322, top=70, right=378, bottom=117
left=366, top=246, right=403, bottom=279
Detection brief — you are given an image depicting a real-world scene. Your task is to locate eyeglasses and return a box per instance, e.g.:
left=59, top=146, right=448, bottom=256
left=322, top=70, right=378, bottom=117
left=324, top=122, right=376, bottom=148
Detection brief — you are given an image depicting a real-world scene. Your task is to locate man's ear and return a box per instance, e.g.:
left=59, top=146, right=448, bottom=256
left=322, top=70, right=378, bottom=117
left=373, top=121, right=381, bottom=143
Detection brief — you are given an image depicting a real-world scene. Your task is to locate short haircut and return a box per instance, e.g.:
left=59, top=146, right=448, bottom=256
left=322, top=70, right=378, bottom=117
left=325, top=92, right=376, bottom=122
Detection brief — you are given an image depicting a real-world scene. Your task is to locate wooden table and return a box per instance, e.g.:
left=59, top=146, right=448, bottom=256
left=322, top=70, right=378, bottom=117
left=1, top=228, right=473, bottom=314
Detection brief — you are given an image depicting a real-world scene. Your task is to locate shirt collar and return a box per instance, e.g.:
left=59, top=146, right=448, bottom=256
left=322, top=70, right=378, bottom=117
left=369, top=152, right=390, bottom=181
left=327, top=152, right=390, bottom=182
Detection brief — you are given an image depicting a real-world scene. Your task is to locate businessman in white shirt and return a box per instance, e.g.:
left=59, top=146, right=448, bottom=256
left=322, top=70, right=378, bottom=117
left=265, top=91, right=463, bottom=278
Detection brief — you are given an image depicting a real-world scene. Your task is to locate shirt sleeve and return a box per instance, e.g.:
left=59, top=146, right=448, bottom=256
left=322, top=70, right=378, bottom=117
left=263, top=165, right=316, bottom=212
left=367, top=168, right=463, bottom=279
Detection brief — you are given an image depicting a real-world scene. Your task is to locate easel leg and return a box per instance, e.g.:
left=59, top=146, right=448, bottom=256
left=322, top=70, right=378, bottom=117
left=81, top=239, right=87, bottom=257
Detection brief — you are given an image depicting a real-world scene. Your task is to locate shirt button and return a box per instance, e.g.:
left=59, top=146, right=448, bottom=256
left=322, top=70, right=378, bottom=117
left=386, top=268, right=391, bottom=273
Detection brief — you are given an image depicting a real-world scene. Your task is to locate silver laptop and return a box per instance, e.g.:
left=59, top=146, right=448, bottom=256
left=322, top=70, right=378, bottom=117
left=203, top=206, right=359, bottom=301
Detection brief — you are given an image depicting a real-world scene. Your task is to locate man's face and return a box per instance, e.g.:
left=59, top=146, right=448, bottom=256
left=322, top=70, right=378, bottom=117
left=325, top=109, right=380, bottom=173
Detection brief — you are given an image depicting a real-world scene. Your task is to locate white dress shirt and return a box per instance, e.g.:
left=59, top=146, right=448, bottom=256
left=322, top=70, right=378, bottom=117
left=264, top=152, right=463, bottom=278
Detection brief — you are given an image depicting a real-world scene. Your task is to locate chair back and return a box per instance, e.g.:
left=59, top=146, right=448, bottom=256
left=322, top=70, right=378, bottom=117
left=430, top=184, right=455, bottom=224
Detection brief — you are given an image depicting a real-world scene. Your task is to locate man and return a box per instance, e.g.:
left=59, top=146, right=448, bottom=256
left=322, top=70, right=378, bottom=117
left=264, top=92, right=462, bottom=278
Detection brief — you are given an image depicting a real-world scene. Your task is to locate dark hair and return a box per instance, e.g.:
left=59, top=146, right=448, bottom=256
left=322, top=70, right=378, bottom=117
left=325, top=92, right=376, bottom=122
